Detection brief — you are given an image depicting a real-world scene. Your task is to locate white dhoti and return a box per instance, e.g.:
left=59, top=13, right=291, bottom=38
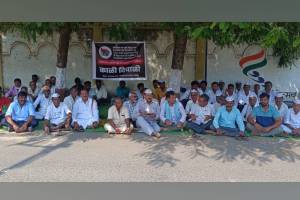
left=104, top=123, right=133, bottom=133
left=73, top=118, right=96, bottom=129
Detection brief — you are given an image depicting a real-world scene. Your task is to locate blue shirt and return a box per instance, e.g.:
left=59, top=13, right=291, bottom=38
left=5, top=101, right=35, bottom=121
left=116, top=87, right=130, bottom=99
left=213, top=106, right=245, bottom=131
left=252, top=105, right=280, bottom=127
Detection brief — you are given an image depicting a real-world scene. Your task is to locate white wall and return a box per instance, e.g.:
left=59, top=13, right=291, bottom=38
left=207, top=41, right=300, bottom=96
left=1, top=31, right=196, bottom=95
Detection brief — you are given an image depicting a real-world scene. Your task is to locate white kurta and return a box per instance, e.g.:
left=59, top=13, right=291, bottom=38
left=45, top=102, right=71, bottom=125
left=190, top=103, right=213, bottom=125
left=160, top=101, right=186, bottom=124
left=241, top=104, right=256, bottom=121
left=282, top=108, right=300, bottom=133
left=275, top=103, right=289, bottom=118
left=33, top=94, right=51, bottom=119
left=237, top=90, right=257, bottom=105
left=107, top=105, right=129, bottom=127
left=63, top=95, right=79, bottom=111
left=72, top=98, right=99, bottom=129
left=207, top=89, right=222, bottom=104
left=185, top=100, right=198, bottom=114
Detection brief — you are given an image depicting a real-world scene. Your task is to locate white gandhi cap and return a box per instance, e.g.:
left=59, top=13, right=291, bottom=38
left=144, top=89, right=152, bottom=94
left=294, top=99, right=300, bottom=104
left=51, top=93, right=60, bottom=98
left=225, top=96, right=235, bottom=102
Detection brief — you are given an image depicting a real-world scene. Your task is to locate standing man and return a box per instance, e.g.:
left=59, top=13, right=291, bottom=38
left=212, top=96, right=246, bottom=138
left=133, top=89, right=161, bottom=138
left=44, top=93, right=72, bottom=134
left=3, top=91, right=38, bottom=133
left=33, top=86, right=52, bottom=120
left=104, top=97, right=133, bottom=135
left=72, top=89, right=99, bottom=131
left=247, top=93, right=283, bottom=136
left=160, top=91, right=186, bottom=129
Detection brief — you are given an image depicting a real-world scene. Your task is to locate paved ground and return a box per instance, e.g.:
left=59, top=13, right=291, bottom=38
left=0, top=131, right=300, bottom=182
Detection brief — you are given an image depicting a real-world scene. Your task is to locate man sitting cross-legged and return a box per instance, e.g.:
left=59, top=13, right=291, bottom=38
left=281, top=99, right=300, bottom=136
left=160, top=91, right=186, bottom=130
left=44, top=93, right=72, bottom=135
left=212, top=96, right=246, bottom=138
left=3, top=91, right=38, bottom=133
left=104, top=97, right=133, bottom=135
left=247, top=93, right=283, bottom=137
left=72, top=89, right=99, bottom=131
left=186, top=94, right=213, bottom=136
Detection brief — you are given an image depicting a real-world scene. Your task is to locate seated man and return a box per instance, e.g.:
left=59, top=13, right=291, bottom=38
left=274, top=93, right=289, bottom=118
left=247, top=93, right=283, bottom=136
left=185, top=89, right=199, bottom=116
left=5, top=78, right=22, bottom=99
left=124, top=91, right=138, bottom=126
left=136, top=83, right=145, bottom=100
left=282, top=99, right=300, bottom=136
left=28, top=80, right=40, bottom=101
left=212, top=96, right=246, bottom=137
left=0, top=87, right=11, bottom=119
left=133, top=89, right=161, bottom=138
left=186, top=94, right=213, bottom=135
left=104, top=97, right=133, bottom=135
left=116, top=80, right=130, bottom=99
left=93, top=80, right=108, bottom=105
left=44, top=93, right=72, bottom=134
left=3, top=91, right=38, bottom=133
left=72, top=89, right=99, bottom=131
left=13, top=86, right=33, bottom=103
left=160, top=91, right=186, bottom=129
left=63, top=86, right=79, bottom=111
left=153, top=80, right=166, bottom=102
left=241, top=93, right=258, bottom=122
left=33, top=86, right=51, bottom=120
left=211, top=92, right=225, bottom=116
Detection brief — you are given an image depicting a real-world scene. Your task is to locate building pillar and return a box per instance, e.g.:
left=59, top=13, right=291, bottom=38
left=195, top=39, right=207, bottom=81
left=93, top=23, right=103, bottom=42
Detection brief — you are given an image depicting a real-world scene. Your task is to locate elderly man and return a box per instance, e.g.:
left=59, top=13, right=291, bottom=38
left=63, top=86, right=79, bottom=111
left=274, top=93, right=289, bottom=118
left=282, top=99, right=300, bottom=136
left=185, top=89, right=199, bottom=116
left=180, top=80, right=202, bottom=103
left=241, top=93, right=258, bottom=122
left=72, top=89, right=99, bottom=131
left=186, top=94, right=213, bottom=135
left=3, top=91, right=38, bottom=133
left=212, top=96, right=246, bottom=137
left=33, top=86, right=51, bottom=120
left=160, top=91, right=186, bottom=129
left=44, top=93, right=72, bottom=134
left=247, top=93, right=283, bottom=136
left=133, top=89, right=161, bottom=138
left=104, top=97, right=133, bottom=135
left=124, top=91, right=138, bottom=126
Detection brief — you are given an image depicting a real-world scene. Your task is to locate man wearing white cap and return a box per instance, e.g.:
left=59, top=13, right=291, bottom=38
left=160, top=91, right=186, bottom=129
left=207, top=81, right=222, bottom=104
left=282, top=99, right=300, bottom=136
left=185, top=89, right=199, bottom=116
left=180, top=80, right=203, bottom=107
left=44, top=93, right=72, bottom=134
left=72, top=89, right=99, bottom=131
left=212, top=96, right=246, bottom=137
left=133, top=89, right=161, bottom=138
left=274, top=93, right=288, bottom=118
left=104, top=97, right=133, bottom=135
left=187, top=94, right=213, bottom=135
left=160, top=87, right=174, bottom=107
left=241, top=93, right=258, bottom=122
left=33, top=85, right=52, bottom=120
left=247, top=93, right=283, bottom=136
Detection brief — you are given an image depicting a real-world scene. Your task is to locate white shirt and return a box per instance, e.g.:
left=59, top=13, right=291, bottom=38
left=185, top=100, right=198, bottom=114
left=13, top=95, right=33, bottom=103
left=160, top=101, right=186, bottom=123
left=241, top=104, right=256, bottom=121
left=63, top=95, right=79, bottom=111
left=275, top=103, right=289, bottom=118
left=72, top=98, right=99, bottom=124
left=28, top=87, right=40, bottom=98
left=226, top=92, right=238, bottom=105
left=237, top=90, right=257, bottom=105
left=45, top=103, right=71, bottom=125
left=265, top=90, right=277, bottom=105
left=180, top=88, right=203, bottom=101
left=284, top=108, right=300, bottom=129
left=212, top=102, right=221, bottom=116
left=107, top=105, right=129, bottom=127
left=94, top=86, right=108, bottom=99
left=190, top=103, right=213, bottom=125
left=207, top=89, right=222, bottom=104
left=33, top=94, right=51, bottom=117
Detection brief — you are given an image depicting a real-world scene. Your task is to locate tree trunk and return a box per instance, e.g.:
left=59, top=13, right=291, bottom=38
left=169, top=33, right=187, bottom=94
left=56, top=24, right=71, bottom=90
